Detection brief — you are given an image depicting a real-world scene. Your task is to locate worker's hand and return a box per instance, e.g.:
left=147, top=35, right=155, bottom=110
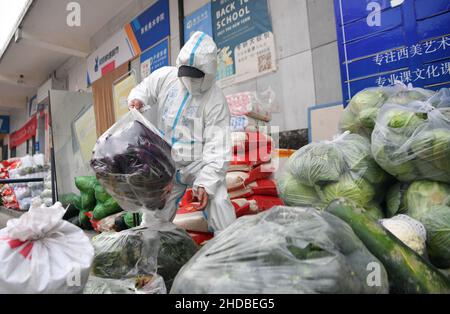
left=129, top=99, right=144, bottom=111
left=194, top=187, right=209, bottom=211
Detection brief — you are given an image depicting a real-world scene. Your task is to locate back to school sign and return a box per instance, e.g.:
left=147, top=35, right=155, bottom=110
left=212, top=0, right=277, bottom=87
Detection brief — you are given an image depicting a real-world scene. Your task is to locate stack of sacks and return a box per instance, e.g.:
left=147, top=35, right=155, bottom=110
left=0, top=159, right=21, bottom=209
left=227, top=131, right=284, bottom=213
left=173, top=132, right=285, bottom=246
left=227, top=91, right=272, bottom=132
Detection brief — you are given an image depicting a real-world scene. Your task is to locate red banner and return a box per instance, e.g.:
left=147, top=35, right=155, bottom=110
left=10, top=116, right=37, bottom=148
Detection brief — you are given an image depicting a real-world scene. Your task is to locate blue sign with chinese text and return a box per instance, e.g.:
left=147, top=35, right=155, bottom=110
left=129, top=0, right=170, bottom=52
left=184, top=3, right=213, bottom=42
left=140, top=38, right=170, bottom=74
left=334, top=0, right=450, bottom=103
left=0, top=116, right=10, bottom=134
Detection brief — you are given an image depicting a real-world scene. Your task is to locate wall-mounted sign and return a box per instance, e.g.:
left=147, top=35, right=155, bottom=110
left=212, top=0, right=277, bottom=88
left=0, top=116, right=10, bottom=134
left=113, top=73, right=138, bottom=121
left=334, top=0, right=450, bottom=103
left=125, top=0, right=170, bottom=53
left=184, top=3, right=213, bottom=42
left=10, top=116, right=37, bottom=148
left=140, top=38, right=170, bottom=79
left=87, top=29, right=139, bottom=85
left=74, top=106, right=98, bottom=165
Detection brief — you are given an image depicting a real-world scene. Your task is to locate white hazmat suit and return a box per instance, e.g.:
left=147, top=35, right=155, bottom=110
left=128, top=32, right=236, bottom=232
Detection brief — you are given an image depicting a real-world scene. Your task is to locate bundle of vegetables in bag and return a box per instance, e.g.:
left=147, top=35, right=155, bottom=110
left=339, top=84, right=434, bottom=139
left=84, top=274, right=167, bottom=294
left=371, top=99, right=450, bottom=183
left=91, top=223, right=198, bottom=290
left=278, top=132, right=389, bottom=217
left=386, top=180, right=450, bottom=269
left=171, top=206, right=389, bottom=294
left=325, top=199, right=450, bottom=294
left=91, top=109, right=176, bottom=220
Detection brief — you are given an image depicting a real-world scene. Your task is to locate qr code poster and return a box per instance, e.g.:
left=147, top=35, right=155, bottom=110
left=217, top=32, right=277, bottom=88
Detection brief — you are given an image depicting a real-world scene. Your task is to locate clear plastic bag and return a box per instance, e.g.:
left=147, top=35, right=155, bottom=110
left=91, top=222, right=198, bottom=290
left=372, top=100, right=450, bottom=183
left=84, top=274, right=167, bottom=294
left=171, top=206, right=389, bottom=294
left=226, top=88, right=276, bottom=122
left=339, top=84, right=435, bottom=139
left=91, top=109, right=176, bottom=219
left=278, top=133, right=389, bottom=208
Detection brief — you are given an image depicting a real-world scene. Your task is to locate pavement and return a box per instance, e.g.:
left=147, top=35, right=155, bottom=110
left=0, top=207, right=24, bottom=229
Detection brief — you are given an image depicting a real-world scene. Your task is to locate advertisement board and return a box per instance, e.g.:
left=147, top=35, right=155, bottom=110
left=212, top=0, right=277, bottom=87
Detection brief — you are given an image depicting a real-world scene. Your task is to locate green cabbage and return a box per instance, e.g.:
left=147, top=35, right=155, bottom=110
left=364, top=202, right=385, bottom=220
left=386, top=109, right=427, bottom=133
left=420, top=206, right=450, bottom=269
left=321, top=174, right=375, bottom=207
left=359, top=108, right=379, bottom=129
left=289, top=144, right=344, bottom=186
left=386, top=182, right=409, bottom=218
left=349, top=89, right=388, bottom=114
left=339, top=88, right=389, bottom=138
left=406, top=181, right=450, bottom=220
left=277, top=173, right=322, bottom=207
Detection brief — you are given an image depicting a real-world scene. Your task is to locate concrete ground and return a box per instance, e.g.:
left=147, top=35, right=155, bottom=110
left=0, top=207, right=23, bottom=228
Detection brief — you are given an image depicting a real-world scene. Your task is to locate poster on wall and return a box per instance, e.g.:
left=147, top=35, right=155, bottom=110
left=87, top=29, right=138, bottom=85
left=140, top=38, right=170, bottom=79
left=184, top=3, right=213, bottom=42
left=125, top=0, right=170, bottom=53
left=113, top=73, right=138, bottom=121
left=73, top=106, right=98, bottom=165
left=212, top=0, right=277, bottom=88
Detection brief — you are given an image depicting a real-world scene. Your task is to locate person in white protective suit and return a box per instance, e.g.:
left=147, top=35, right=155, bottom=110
left=127, top=32, right=236, bottom=233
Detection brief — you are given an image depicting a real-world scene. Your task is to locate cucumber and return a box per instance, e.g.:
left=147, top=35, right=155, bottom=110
left=325, top=199, right=450, bottom=294
left=81, top=191, right=96, bottom=211
left=93, top=199, right=122, bottom=221
left=94, top=184, right=111, bottom=204
left=75, top=176, right=98, bottom=194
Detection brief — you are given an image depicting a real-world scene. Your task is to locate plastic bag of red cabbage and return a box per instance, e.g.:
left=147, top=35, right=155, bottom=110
left=91, top=109, right=176, bottom=218
left=171, top=206, right=389, bottom=294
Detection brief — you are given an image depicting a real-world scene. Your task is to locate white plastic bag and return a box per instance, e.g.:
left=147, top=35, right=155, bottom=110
left=0, top=200, right=94, bottom=294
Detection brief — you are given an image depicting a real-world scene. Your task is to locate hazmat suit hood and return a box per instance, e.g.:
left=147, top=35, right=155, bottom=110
left=177, top=32, right=218, bottom=96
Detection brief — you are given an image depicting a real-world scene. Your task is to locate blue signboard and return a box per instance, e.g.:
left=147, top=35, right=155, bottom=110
left=129, top=0, right=170, bottom=52
left=334, top=0, right=450, bottom=103
left=184, top=3, right=213, bottom=42
left=0, top=116, right=10, bottom=134
left=140, top=38, right=170, bottom=78
left=212, top=0, right=276, bottom=83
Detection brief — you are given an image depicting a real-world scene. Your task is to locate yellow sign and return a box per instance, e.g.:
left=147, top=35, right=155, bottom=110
left=113, top=74, right=137, bottom=121
left=74, top=106, right=98, bottom=164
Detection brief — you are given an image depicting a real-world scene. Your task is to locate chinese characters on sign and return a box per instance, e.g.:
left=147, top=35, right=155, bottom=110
left=375, top=61, right=450, bottom=87
left=373, top=35, right=450, bottom=66
left=184, top=3, right=213, bottom=41
left=140, top=38, right=170, bottom=79
left=140, top=12, right=166, bottom=35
